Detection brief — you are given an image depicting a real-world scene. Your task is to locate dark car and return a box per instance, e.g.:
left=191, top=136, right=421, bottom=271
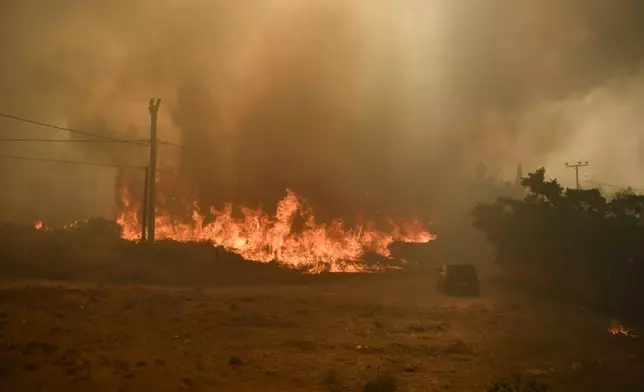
left=437, top=263, right=480, bottom=296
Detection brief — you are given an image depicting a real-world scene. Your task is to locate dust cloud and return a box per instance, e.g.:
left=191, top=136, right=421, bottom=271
left=1, top=0, right=644, bottom=224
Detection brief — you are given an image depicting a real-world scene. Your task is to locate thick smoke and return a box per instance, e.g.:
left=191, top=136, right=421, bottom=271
left=1, top=0, right=644, bottom=225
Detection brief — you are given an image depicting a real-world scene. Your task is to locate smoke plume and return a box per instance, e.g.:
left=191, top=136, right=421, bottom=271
left=1, top=0, right=644, bottom=224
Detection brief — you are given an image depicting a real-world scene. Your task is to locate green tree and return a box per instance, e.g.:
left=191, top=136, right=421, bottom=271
left=470, top=167, right=644, bottom=318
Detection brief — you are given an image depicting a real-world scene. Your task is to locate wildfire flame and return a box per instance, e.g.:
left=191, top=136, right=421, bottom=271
left=117, top=187, right=436, bottom=273
left=34, top=220, right=50, bottom=231
left=608, top=324, right=631, bottom=337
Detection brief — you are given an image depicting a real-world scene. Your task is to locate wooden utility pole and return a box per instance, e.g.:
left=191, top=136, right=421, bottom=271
left=140, top=166, right=149, bottom=242
left=565, top=161, right=588, bottom=190
left=148, top=98, right=161, bottom=241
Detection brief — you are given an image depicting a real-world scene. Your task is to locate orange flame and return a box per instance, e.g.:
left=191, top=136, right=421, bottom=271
left=64, top=220, right=81, bottom=229
left=118, top=188, right=436, bottom=273
left=34, top=220, right=50, bottom=231
left=608, top=324, right=631, bottom=337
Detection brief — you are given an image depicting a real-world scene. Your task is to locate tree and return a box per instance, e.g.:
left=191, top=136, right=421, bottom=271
left=470, top=167, right=644, bottom=318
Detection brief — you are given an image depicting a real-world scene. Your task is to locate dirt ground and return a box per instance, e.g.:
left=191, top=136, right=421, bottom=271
left=0, top=274, right=642, bottom=392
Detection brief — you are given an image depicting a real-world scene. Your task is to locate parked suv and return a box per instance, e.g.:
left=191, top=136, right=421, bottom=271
left=437, top=263, right=480, bottom=296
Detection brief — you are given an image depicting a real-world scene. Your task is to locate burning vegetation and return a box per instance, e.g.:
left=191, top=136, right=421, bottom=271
left=34, top=175, right=435, bottom=273
left=608, top=324, right=632, bottom=337
left=608, top=319, right=637, bottom=338
left=115, top=186, right=435, bottom=273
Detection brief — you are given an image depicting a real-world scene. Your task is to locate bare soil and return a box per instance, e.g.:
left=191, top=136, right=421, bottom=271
left=0, top=274, right=642, bottom=392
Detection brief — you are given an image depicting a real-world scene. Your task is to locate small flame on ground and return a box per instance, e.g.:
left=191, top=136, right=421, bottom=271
left=608, top=324, right=631, bottom=337
left=34, top=220, right=50, bottom=231
left=64, top=220, right=81, bottom=229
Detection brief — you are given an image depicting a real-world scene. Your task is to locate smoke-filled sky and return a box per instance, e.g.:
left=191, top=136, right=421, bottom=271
left=1, top=0, right=644, bottom=224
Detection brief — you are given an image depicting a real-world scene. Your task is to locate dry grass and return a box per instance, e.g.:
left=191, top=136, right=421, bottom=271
left=0, top=274, right=643, bottom=392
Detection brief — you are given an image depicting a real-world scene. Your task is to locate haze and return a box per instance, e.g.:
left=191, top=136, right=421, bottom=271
left=1, top=0, right=644, bottom=224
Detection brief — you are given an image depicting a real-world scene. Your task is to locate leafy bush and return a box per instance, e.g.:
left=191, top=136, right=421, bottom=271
left=471, top=167, right=644, bottom=319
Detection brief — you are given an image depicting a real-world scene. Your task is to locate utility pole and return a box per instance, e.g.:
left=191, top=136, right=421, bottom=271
left=565, top=161, right=588, bottom=190
left=140, top=166, right=149, bottom=242
left=148, top=98, right=161, bottom=242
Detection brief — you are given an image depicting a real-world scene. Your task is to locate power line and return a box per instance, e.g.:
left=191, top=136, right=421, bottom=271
left=0, top=152, right=176, bottom=173
left=583, top=180, right=644, bottom=192
left=0, top=112, right=182, bottom=148
left=0, top=152, right=146, bottom=170
left=0, top=112, right=149, bottom=147
left=0, top=137, right=150, bottom=144
left=158, top=139, right=183, bottom=148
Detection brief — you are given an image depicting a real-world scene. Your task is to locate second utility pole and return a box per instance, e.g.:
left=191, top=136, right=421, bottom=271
left=565, top=160, right=588, bottom=190
left=148, top=98, right=161, bottom=242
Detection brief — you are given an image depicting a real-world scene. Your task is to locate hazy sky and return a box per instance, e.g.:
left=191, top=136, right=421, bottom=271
left=1, top=0, right=644, bottom=223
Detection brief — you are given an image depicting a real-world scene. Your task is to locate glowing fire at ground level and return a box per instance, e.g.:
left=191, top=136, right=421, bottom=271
left=118, top=189, right=435, bottom=273
left=608, top=324, right=635, bottom=337
left=38, top=188, right=436, bottom=273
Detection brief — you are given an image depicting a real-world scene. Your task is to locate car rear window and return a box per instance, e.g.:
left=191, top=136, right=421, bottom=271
left=447, top=265, right=477, bottom=277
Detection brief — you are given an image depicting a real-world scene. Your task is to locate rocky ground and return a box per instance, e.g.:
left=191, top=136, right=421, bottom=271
left=0, top=274, right=642, bottom=392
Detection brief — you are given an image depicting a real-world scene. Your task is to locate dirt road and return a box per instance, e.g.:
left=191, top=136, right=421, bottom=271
left=0, top=275, right=642, bottom=391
